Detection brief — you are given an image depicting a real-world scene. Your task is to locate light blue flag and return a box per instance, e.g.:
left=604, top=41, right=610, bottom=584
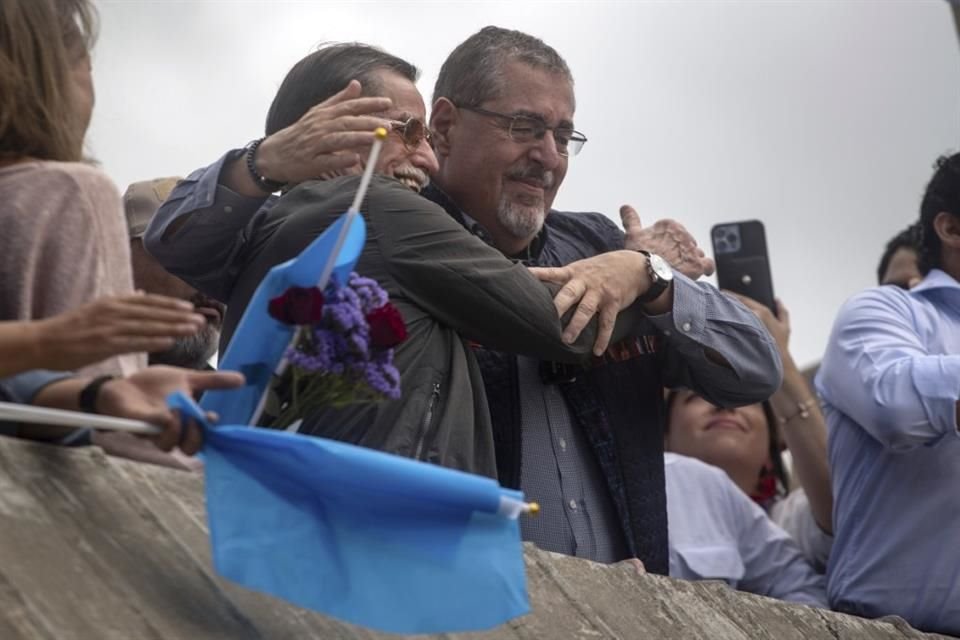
left=171, top=392, right=530, bottom=635
left=200, top=212, right=366, bottom=426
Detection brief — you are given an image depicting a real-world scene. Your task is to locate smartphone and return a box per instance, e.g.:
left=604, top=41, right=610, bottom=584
left=710, top=220, right=776, bottom=314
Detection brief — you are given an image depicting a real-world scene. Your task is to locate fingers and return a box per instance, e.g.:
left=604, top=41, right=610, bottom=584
left=619, top=205, right=643, bottom=233
left=149, top=411, right=179, bottom=452
left=184, top=370, right=246, bottom=393
left=562, top=290, right=601, bottom=345
left=592, top=307, right=617, bottom=356
left=178, top=420, right=204, bottom=456
left=700, top=255, right=716, bottom=277
left=552, top=279, right=587, bottom=318
left=528, top=266, right=570, bottom=284
left=775, top=298, right=790, bottom=326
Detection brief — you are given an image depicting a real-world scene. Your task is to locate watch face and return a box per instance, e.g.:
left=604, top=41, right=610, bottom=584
left=649, top=254, right=674, bottom=281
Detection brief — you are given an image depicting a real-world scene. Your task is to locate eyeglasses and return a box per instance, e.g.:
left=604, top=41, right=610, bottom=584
left=458, top=105, right=587, bottom=157
left=388, top=117, right=432, bottom=150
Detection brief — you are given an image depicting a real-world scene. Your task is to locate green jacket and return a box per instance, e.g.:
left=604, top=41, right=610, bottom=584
left=225, top=175, right=644, bottom=478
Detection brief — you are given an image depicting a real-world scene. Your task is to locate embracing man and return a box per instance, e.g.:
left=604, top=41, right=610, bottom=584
left=145, top=27, right=781, bottom=575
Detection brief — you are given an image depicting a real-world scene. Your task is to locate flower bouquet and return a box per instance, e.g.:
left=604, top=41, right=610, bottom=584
left=261, top=272, right=407, bottom=430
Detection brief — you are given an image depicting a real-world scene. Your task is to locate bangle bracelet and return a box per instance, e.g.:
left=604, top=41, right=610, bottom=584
left=777, top=397, right=816, bottom=425
left=244, top=138, right=286, bottom=193
left=78, top=375, right=115, bottom=414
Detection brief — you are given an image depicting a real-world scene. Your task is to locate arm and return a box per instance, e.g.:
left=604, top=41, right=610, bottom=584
left=816, top=288, right=960, bottom=450
left=143, top=150, right=275, bottom=302
left=272, top=178, right=645, bottom=362
left=0, top=294, right=205, bottom=378
left=648, top=277, right=782, bottom=407
left=733, top=295, right=832, bottom=533
left=3, top=367, right=244, bottom=452
left=145, top=81, right=393, bottom=302
left=529, top=220, right=782, bottom=406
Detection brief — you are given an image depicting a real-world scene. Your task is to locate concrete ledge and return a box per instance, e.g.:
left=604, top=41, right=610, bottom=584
left=0, top=438, right=949, bottom=639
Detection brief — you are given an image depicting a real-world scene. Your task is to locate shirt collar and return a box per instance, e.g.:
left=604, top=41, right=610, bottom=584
left=421, top=183, right=548, bottom=263
left=909, top=269, right=960, bottom=295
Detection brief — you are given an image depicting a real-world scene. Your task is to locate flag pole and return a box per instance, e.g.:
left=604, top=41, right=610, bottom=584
left=0, top=401, right=161, bottom=435
left=249, top=127, right=388, bottom=427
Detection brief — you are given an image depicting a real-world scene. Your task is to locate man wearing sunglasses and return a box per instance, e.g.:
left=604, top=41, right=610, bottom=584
left=146, top=31, right=781, bottom=575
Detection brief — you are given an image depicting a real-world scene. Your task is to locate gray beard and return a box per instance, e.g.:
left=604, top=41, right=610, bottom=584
left=497, top=194, right=546, bottom=242
left=148, top=326, right=219, bottom=370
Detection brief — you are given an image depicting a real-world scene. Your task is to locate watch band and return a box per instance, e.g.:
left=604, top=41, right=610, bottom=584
left=245, top=138, right=286, bottom=193
left=78, top=375, right=115, bottom=414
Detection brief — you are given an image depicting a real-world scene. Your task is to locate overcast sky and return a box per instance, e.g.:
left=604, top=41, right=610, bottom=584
left=89, top=1, right=960, bottom=368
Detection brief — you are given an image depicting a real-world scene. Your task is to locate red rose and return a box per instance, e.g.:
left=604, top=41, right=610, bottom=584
left=366, top=303, right=407, bottom=348
left=268, top=286, right=325, bottom=325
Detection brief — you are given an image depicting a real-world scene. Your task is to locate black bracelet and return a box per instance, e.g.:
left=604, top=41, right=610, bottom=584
left=78, top=375, right=115, bottom=414
left=244, top=138, right=286, bottom=193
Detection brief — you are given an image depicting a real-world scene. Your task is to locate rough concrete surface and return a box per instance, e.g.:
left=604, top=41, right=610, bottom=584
left=0, top=437, right=950, bottom=640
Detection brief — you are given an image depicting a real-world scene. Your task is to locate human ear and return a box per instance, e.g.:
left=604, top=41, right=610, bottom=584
left=428, top=98, right=458, bottom=156
left=933, top=211, right=960, bottom=249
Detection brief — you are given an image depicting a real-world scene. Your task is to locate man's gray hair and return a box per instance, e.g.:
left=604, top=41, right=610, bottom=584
left=433, top=26, right=573, bottom=108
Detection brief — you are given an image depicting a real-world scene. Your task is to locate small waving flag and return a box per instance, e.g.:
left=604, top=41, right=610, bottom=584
left=173, top=392, right=531, bottom=634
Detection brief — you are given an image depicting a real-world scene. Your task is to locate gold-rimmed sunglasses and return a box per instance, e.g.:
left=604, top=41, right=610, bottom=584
left=388, top=117, right=433, bottom=150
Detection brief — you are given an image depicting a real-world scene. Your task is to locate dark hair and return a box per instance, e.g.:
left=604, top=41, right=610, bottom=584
left=0, top=0, right=98, bottom=162
left=876, top=222, right=921, bottom=285
left=665, top=390, right=789, bottom=499
left=918, top=153, right=960, bottom=275
left=265, top=42, right=418, bottom=136
left=433, top=26, right=573, bottom=108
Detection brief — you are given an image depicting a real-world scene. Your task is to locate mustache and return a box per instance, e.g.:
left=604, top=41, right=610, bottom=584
left=393, top=164, right=430, bottom=190
left=507, top=164, right=555, bottom=189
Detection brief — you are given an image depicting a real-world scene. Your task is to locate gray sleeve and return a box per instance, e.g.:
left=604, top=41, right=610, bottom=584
left=646, top=273, right=783, bottom=407
left=143, top=150, right=276, bottom=302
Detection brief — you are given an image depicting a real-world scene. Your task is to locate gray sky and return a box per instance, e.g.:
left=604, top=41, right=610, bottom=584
left=89, top=0, right=960, bottom=368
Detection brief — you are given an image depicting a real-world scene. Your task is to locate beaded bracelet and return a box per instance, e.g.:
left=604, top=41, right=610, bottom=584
left=244, top=138, right=286, bottom=193
left=777, top=397, right=816, bottom=425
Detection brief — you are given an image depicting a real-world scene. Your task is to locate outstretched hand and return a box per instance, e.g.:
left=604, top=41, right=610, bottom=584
left=529, top=251, right=648, bottom=356
left=96, top=366, right=245, bottom=455
left=28, top=293, right=206, bottom=373
left=255, top=80, right=394, bottom=184
left=620, top=205, right=715, bottom=279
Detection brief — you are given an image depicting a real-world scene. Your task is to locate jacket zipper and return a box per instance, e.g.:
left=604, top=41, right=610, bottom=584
left=413, top=382, right=441, bottom=461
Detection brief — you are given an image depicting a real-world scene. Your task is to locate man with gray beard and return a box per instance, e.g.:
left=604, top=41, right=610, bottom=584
left=124, top=178, right=224, bottom=370
left=144, top=29, right=781, bottom=574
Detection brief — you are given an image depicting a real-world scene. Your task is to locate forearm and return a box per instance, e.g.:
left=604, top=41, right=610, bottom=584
left=0, top=322, right=44, bottom=378
left=770, top=354, right=832, bottom=533
left=144, top=151, right=274, bottom=301
left=656, top=276, right=783, bottom=407
left=1, top=374, right=84, bottom=441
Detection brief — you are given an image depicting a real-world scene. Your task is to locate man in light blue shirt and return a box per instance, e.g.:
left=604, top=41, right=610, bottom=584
left=815, top=153, right=960, bottom=636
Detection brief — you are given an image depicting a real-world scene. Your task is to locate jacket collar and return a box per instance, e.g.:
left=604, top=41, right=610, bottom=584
left=421, top=183, right=548, bottom=262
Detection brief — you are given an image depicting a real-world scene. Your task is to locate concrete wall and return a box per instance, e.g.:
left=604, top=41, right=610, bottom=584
left=0, top=438, right=949, bottom=639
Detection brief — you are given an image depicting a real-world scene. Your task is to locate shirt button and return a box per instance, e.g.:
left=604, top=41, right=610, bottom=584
left=663, top=329, right=672, bottom=337
left=224, top=205, right=233, bottom=213
left=568, top=499, right=578, bottom=510
left=681, top=322, right=692, bottom=332
left=559, top=438, right=567, bottom=451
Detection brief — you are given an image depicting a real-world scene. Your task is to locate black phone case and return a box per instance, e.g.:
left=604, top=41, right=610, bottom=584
left=711, top=220, right=776, bottom=314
